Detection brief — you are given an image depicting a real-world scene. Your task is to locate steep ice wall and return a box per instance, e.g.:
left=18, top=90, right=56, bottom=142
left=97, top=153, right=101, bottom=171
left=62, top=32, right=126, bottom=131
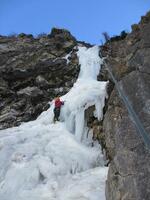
left=61, top=46, right=108, bottom=141
left=0, top=46, right=108, bottom=200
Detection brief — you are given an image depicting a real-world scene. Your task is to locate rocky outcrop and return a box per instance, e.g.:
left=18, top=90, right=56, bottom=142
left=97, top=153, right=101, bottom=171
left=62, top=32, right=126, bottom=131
left=100, top=11, right=150, bottom=200
left=0, top=28, right=80, bottom=129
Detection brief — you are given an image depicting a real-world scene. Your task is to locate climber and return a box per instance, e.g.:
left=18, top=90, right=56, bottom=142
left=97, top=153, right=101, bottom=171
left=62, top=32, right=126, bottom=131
left=53, top=97, right=64, bottom=122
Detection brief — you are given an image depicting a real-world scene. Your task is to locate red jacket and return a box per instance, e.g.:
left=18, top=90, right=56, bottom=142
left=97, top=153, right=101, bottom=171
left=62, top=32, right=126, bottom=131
left=55, top=99, right=64, bottom=108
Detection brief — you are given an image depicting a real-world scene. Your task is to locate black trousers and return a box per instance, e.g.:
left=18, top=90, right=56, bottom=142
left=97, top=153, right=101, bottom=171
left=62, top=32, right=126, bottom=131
left=54, top=107, right=60, bottom=121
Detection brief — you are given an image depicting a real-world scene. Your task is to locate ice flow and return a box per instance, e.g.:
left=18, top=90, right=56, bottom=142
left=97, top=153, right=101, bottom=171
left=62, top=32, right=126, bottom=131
left=0, top=46, right=108, bottom=200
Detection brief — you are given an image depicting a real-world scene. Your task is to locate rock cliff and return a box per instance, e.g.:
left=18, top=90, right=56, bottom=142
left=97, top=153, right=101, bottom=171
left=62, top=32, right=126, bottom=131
left=0, top=28, right=80, bottom=129
left=100, top=11, right=150, bottom=200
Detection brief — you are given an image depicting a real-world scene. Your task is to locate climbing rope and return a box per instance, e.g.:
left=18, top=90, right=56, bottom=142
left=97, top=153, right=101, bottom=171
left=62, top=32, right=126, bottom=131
left=103, top=53, right=150, bottom=150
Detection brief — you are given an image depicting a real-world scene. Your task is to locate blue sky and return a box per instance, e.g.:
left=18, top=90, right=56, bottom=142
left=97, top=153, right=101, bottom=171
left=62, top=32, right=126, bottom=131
left=0, top=0, right=150, bottom=44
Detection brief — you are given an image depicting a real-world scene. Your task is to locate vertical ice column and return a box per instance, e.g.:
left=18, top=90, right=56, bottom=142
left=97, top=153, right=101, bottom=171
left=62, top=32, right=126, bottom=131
left=75, top=108, right=85, bottom=141
left=61, top=46, right=107, bottom=142
left=77, top=46, right=102, bottom=80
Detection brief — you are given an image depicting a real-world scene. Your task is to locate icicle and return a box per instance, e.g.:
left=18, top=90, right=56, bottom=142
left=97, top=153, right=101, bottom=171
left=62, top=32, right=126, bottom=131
left=75, top=108, right=85, bottom=141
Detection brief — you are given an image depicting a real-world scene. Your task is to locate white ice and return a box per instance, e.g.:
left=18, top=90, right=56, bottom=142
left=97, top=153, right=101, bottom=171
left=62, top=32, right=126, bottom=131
left=0, top=46, right=108, bottom=200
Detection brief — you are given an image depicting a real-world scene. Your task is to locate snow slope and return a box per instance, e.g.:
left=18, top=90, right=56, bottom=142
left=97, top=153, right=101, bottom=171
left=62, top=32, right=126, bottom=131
left=0, top=46, right=108, bottom=200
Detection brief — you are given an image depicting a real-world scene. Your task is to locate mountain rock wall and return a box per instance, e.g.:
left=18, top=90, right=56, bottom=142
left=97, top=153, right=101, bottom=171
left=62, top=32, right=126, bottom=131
left=0, top=28, right=80, bottom=129
left=100, top=11, right=150, bottom=200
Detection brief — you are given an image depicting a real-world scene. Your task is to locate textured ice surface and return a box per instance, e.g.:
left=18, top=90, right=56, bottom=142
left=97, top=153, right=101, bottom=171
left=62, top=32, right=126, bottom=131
left=0, top=46, right=108, bottom=200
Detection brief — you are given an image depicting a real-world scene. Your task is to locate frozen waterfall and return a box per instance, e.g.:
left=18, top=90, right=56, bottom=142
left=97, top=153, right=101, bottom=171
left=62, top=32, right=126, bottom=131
left=0, top=46, right=108, bottom=200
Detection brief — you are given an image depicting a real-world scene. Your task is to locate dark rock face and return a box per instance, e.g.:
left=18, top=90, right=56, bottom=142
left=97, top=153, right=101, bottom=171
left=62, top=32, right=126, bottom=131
left=100, top=11, right=150, bottom=200
left=0, top=28, right=80, bottom=129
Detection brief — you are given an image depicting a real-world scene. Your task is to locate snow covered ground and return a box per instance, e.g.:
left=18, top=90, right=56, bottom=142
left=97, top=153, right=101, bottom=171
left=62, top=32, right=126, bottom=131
left=0, top=46, right=108, bottom=200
